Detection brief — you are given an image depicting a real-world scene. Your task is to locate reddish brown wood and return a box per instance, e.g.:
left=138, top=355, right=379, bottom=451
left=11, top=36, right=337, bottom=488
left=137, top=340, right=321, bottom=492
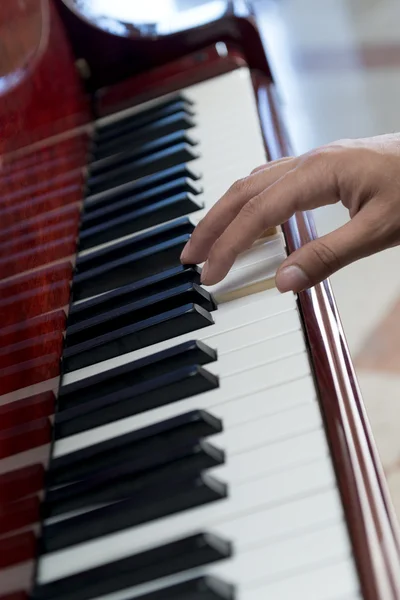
left=0, top=354, right=60, bottom=395
left=0, top=205, right=80, bottom=245
left=0, top=418, right=52, bottom=460
left=97, top=43, right=248, bottom=116
left=0, top=184, right=83, bottom=228
left=0, top=312, right=66, bottom=350
left=0, top=168, right=84, bottom=206
left=0, top=532, right=36, bottom=569
left=1, top=132, right=90, bottom=175
left=0, top=237, right=76, bottom=279
left=0, top=496, right=40, bottom=536
left=0, top=221, right=78, bottom=257
left=0, top=281, right=70, bottom=328
left=0, top=332, right=64, bottom=370
left=0, top=465, right=44, bottom=504
left=253, top=73, right=400, bottom=599
left=1, top=147, right=88, bottom=186
left=0, top=593, right=28, bottom=600
left=0, top=262, right=72, bottom=299
left=55, top=0, right=270, bottom=92
left=0, top=1, right=90, bottom=154
left=0, top=392, right=55, bottom=430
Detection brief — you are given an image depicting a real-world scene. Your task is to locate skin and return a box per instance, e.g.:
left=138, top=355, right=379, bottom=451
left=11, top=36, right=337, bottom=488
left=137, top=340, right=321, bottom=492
left=180, top=134, right=400, bottom=293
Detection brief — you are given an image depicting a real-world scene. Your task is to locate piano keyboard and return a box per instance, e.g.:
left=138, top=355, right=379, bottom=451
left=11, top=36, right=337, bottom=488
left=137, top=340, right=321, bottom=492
left=1, top=67, right=362, bottom=600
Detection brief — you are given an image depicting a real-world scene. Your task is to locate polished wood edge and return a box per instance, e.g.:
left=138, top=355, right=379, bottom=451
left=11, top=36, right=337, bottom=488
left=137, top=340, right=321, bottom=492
left=252, top=71, right=400, bottom=599
left=95, top=42, right=249, bottom=117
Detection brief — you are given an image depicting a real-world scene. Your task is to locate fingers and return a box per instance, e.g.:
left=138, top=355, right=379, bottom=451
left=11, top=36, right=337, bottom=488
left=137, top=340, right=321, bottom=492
left=250, top=156, right=293, bottom=174
left=275, top=206, right=380, bottom=292
left=180, top=157, right=297, bottom=264
left=198, top=154, right=340, bottom=285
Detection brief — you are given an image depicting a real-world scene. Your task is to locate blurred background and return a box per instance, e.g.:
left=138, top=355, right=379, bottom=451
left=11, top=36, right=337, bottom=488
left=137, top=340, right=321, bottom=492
left=253, top=0, right=400, bottom=517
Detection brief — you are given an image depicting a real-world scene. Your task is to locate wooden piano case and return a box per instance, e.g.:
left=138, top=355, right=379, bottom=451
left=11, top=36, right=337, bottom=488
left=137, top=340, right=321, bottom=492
left=0, top=0, right=399, bottom=598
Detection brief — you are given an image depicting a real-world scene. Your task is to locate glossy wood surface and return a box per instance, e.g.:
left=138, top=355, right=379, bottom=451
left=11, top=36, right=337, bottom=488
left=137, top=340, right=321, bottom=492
left=0, top=532, right=37, bottom=569
left=0, top=313, right=66, bottom=350
left=97, top=43, right=249, bottom=117
left=0, top=393, right=55, bottom=431
left=0, top=5, right=89, bottom=589
left=0, top=465, right=45, bottom=504
left=0, top=0, right=399, bottom=597
left=0, top=496, right=40, bottom=536
left=0, top=0, right=90, bottom=153
left=55, top=0, right=270, bottom=92
left=252, top=73, right=400, bottom=599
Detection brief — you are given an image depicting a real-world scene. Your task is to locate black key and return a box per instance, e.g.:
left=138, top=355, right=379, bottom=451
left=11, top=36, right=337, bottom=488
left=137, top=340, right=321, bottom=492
left=73, top=234, right=191, bottom=300
left=94, top=111, right=196, bottom=161
left=131, top=576, right=235, bottom=600
left=76, top=216, right=194, bottom=273
left=87, top=143, right=199, bottom=195
left=41, top=473, right=227, bottom=553
left=68, top=265, right=201, bottom=325
left=60, top=338, right=215, bottom=409
left=90, top=131, right=197, bottom=177
left=44, top=440, right=224, bottom=517
left=66, top=284, right=216, bottom=349
left=56, top=365, right=219, bottom=436
left=49, top=409, right=222, bottom=485
left=95, top=96, right=194, bottom=142
left=80, top=192, right=203, bottom=250
left=85, top=163, right=200, bottom=206
left=62, top=303, right=213, bottom=373
left=32, top=532, right=232, bottom=600
left=82, top=177, right=201, bottom=227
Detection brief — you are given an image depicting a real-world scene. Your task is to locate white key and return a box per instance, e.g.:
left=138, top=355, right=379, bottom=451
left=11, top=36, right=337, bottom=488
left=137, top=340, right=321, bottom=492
left=54, top=371, right=317, bottom=457
left=241, top=558, right=360, bottom=600
left=206, top=329, right=305, bottom=375
left=55, top=352, right=312, bottom=456
left=211, top=402, right=323, bottom=458
left=62, top=290, right=297, bottom=385
left=210, top=426, right=329, bottom=485
left=92, top=519, right=350, bottom=600
left=49, top=69, right=359, bottom=599
left=70, top=485, right=349, bottom=600
left=38, top=457, right=336, bottom=582
left=205, top=255, right=286, bottom=302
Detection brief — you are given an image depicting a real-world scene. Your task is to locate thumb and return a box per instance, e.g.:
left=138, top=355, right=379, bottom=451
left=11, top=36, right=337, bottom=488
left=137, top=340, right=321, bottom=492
left=276, top=212, right=378, bottom=293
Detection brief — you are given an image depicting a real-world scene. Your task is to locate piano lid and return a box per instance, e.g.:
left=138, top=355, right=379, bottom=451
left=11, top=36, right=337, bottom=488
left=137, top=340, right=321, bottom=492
left=0, top=0, right=49, bottom=96
left=61, top=0, right=251, bottom=38
left=55, top=0, right=268, bottom=92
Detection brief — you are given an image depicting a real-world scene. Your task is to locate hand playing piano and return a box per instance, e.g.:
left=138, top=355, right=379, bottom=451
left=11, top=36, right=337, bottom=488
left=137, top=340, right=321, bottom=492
left=180, top=133, right=400, bottom=293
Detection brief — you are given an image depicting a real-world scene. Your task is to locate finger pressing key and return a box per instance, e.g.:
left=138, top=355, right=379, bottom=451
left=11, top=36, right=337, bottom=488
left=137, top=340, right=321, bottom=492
left=197, top=157, right=338, bottom=285
left=180, top=157, right=296, bottom=265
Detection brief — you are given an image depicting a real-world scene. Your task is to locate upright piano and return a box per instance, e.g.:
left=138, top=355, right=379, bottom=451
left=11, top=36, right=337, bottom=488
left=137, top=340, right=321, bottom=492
left=0, top=1, right=399, bottom=599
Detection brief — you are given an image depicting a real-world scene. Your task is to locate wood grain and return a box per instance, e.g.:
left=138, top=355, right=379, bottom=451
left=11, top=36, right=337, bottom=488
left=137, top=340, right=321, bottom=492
left=0, top=464, right=45, bottom=504
left=0, top=313, right=66, bottom=350
left=0, top=392, right=55, bottom=430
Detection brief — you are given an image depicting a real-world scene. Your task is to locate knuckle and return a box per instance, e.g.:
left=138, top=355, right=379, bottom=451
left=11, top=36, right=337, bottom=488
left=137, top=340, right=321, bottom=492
left=310, top=240, right=343, bottom=273
left=229, top=176, right=251, bottom=196
left=250, top=164, right=267, bottom=175
left=240, top=195, right=264, bottom=219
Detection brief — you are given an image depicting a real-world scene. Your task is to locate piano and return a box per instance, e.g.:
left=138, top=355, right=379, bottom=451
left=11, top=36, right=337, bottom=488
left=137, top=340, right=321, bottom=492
left=0, top=1, right=399, bottom=599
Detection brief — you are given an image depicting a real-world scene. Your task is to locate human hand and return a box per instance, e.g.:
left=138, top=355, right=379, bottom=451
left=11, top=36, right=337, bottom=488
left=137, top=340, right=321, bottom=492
left=180, top=134, right=400, bottom=292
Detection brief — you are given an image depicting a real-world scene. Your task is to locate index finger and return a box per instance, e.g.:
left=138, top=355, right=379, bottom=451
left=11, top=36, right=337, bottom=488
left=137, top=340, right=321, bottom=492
left=180, top=156, right=295, bottom=264
left=199, top=152, right=341, bottom=285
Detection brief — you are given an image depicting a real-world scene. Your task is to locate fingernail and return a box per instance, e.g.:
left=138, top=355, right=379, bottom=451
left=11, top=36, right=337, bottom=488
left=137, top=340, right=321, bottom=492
left=180, top=240, right=191, bottom=263
left=200, top=261, right=209, bottom=284
left=276, top=265, right=310, bottom=292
